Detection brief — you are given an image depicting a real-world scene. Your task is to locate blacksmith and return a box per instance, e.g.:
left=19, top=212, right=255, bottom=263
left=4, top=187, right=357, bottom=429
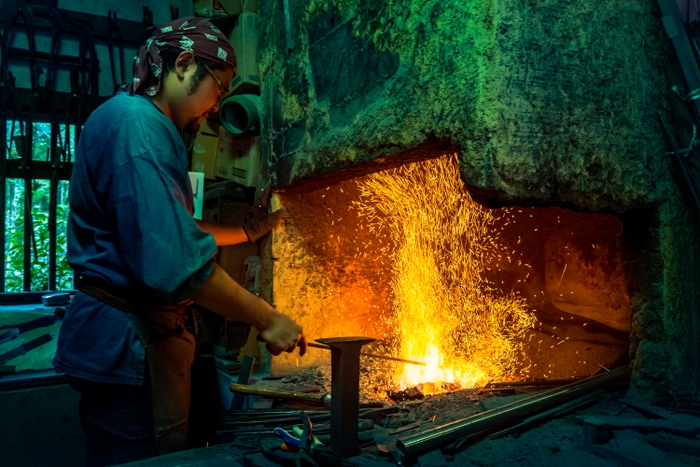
left=53, top=17, right=306, bottom=466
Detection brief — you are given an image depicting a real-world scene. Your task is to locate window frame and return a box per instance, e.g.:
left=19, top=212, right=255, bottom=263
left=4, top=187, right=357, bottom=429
left=1, top=114, right=77, bottom=295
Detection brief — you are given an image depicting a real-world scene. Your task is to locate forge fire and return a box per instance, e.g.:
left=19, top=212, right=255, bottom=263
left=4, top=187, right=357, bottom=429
left=354, top=155, right=535, bottom=393
left=269, top=154, right=630, bottom=398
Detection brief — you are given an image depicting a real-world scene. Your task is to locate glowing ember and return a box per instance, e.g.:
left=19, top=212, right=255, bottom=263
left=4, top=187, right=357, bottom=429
left=355, top=154, right=536, bottom=392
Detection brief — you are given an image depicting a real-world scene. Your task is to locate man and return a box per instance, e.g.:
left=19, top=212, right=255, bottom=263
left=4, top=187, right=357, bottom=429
left=53, top=17, right=306, bottom=466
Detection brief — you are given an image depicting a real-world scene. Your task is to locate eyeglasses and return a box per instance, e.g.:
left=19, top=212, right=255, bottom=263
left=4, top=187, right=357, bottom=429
left=194, top=56, right=229, bottom=103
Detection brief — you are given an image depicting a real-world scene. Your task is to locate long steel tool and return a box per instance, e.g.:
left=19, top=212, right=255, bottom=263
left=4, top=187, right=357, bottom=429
left=397, top=365, right=630, bottom=456
left=229, top=383, right=331, bottom=407
left=308, top=341, right=426, bottom=366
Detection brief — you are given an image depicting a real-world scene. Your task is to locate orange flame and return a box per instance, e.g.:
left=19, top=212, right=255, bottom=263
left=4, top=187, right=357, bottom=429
left=356, top=154, right=535, bottom=393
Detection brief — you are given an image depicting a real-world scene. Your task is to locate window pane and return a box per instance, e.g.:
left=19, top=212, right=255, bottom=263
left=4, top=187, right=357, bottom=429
left=56, top=180, right=72, bottom=290
left=3, top=122, right=77, bottom=163
left=30, top=179, right=53, bottom=290
left=5, top=178, right=25, bottom=292
left=6, top=120, right=23, bottom=160
left=33, top=122, right=51, bottom=161
left=58, top=124, right=77, bottom=163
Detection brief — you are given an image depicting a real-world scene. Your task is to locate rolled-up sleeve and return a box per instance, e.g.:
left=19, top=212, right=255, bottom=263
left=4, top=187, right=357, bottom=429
left=106, top=152, right=217, bottom=302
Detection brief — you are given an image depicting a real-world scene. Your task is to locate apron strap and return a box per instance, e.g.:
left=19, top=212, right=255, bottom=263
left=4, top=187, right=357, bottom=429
left=77, top=277, right=192, bottom=315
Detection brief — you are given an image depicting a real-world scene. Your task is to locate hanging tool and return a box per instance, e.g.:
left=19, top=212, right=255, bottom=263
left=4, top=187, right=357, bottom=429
left=140, top=6, right=154, bottom=45
left=32, top=5, right=63, bottom=106
left=67, top=17, right=99, bottom=98
left=32, top=5, right=64, bottom=290
left=107, top=11, right=126, bottom=94
left=1, top=0, right=42, bottom=288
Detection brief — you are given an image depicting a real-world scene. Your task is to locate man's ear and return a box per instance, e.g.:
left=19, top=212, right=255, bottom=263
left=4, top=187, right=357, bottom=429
left=175, top=51, right=196, bottom=79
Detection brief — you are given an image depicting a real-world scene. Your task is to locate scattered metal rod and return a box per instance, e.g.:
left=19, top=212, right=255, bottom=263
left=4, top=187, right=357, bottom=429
left=222, top=412, right=326, bottom=421
left=224, top=409, right=393, bottom=424
left=488, top=390, right=604, bottom=439
left=230, top=383, right=331, bottom=407
left=303, top=419, right=374, bottom=436
left=477, top=387, right=529, bottom=394
left=223, top=406, right=378, bottom=420
left=222, top=408, right=328, bottom=416
left=223, top=412, right=332, bottom=427
left=217, top=429, right=280, bottom=436
left=486, top=377, right=586, bottom=388
left=308, top=342, right=427, bottom=367
left=218, top=419, right=375, bottom=437
left=618, top=398, right=677, bottom=419
left=669, top=407, right=700, bottom=417
left=397, top=366, right=630, bottom=456
left=389, top=420, right=426, bottom=436
left=359, top=406, right=400, bottom=419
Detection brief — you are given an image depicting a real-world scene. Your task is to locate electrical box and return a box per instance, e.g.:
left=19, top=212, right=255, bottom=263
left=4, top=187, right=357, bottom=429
left=191, top=119, right=219, bottom=180
left=214, top=130, right=261, bottom=187
left=228, top=12, right=260, bottom=95
left=193, top=0, right=233, bottom=18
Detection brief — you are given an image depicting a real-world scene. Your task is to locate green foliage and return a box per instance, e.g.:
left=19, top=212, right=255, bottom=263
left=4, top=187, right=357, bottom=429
left=4, top=122, right=73, bottom=292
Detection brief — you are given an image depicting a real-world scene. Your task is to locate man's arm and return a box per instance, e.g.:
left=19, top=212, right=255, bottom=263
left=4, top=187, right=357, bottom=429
left=191, top=263, right=306, bottom=356
left=195, top=206, right=286, bottom=246
left=195, top=220, right=248, bottom=246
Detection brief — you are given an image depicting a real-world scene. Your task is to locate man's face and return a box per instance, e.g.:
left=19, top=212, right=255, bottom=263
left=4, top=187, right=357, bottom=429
left=173, top=62, right=234, bottom=133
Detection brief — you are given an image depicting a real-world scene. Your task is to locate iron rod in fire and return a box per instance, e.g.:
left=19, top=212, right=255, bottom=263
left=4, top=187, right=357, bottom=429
left=307, top=342, right=427, bottom=366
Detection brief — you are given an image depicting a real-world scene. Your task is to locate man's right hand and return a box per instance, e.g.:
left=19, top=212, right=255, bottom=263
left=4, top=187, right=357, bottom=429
left=258, top=311, right=307, bottom=356
left=192, top=264, right=307, bottom=356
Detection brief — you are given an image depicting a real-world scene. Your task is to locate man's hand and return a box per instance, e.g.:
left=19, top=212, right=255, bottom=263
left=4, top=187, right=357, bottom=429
left=242, top=207, right=286, bottom=243
left=193, top=265, right=305, bottom=355
left=258, top=311, right=307, bottom=356
left=242, top=183, right=287, bottom=243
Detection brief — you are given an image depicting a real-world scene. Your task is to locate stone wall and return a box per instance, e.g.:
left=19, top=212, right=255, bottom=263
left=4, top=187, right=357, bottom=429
left=256, top=0, right=700, bottom=401
left=259, top=0, right=668, bottom=210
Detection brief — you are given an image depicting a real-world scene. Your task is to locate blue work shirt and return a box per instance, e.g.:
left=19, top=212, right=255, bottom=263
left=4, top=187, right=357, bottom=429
left=53, top=89, right=217, bottom=385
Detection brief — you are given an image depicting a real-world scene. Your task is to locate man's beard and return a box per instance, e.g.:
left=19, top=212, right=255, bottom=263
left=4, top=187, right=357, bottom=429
left=185, top=117, right=202, bottom=133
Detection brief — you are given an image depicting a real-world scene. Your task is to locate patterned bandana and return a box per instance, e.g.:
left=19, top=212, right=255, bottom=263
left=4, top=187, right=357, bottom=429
left=129, top=17, right=237, bottom=96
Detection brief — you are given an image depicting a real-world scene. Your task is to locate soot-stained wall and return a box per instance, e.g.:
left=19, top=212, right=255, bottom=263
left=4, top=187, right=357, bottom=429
left=257, top=0, right=700, bottom=402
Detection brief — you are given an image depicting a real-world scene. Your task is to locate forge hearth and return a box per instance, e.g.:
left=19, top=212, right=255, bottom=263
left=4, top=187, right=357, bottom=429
left=256, top=0, right=700, bottom=402
left=259, top=155, right=630, bottom=397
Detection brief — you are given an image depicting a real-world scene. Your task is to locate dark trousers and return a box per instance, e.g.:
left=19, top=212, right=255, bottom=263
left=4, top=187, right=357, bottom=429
left=68, top=376, right=155, bottom=467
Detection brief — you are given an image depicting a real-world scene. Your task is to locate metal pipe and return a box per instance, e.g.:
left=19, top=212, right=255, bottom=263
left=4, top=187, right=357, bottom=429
left=397, top=366, right=630, bottom=456
left=229, top=383, right=331, bottom=407
left=222, top=412, right=332, bottom=427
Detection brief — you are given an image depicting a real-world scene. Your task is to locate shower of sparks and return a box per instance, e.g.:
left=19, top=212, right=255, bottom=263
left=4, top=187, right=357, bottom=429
left=354, top=154, right=536, bottom=392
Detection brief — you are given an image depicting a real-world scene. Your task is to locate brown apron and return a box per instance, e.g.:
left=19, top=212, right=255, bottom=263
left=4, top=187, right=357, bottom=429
left=79, top=278, right=196, bottom=455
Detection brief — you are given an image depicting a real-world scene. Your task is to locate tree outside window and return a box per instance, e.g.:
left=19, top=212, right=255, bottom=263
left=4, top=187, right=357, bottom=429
left=4, top=121, right=74, bottom=292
